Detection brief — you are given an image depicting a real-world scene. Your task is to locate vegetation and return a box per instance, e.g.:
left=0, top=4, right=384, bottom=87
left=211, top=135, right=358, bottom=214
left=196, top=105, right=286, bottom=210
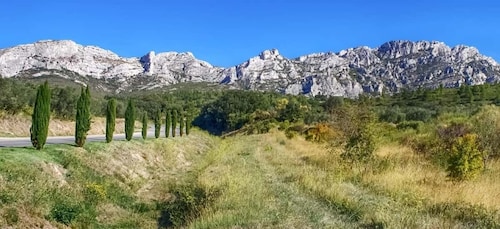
left=179, top=112, right=185, bottom=137
left=125, top=99, right=135, bottom=141
left=75, top=86, right=91, bottom=147
left=165, top=109, right=171, bottom=138
left=154, top=109, right=161, bottom=138
left=447, top=134, right=485, bottom=181
left=30, top=81, right=51, bottom=150
left=142, top=113, right=148, bottom=140
left=172, top=109, right=178, bottom=138
left=105, top=98, right=116, bottom=143
left=3, top=79, right=500, bottom=227
left=186, top=115, right=191, bottom=135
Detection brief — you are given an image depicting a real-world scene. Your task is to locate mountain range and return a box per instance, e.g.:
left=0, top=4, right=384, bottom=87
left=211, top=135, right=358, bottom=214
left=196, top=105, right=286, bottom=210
left=1, top=40, right=499, bottom=97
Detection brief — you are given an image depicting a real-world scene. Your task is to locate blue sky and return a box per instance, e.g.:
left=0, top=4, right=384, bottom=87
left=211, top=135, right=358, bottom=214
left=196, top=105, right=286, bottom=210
left=1, top=0, right=499, bottom=67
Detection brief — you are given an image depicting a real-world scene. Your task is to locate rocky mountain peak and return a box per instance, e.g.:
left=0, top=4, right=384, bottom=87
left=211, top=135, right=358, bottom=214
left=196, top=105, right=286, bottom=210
left=0, top=39, right=499, bottom=97
left=259, top=49, right=281, bottom=60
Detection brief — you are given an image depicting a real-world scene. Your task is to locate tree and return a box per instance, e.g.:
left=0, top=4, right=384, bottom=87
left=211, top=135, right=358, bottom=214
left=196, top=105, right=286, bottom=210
left=75, top=86, right=91, bottom=147
left=142, top=112, right=148, bottom=140
left=125, top=99, right=135, bottom=141
left=447, top=134, right=484, bottom=181
left=105, top=98, right=116, bottom=143
left=30, top=81, right=51, bottom=150
left=185, top=115, right=191, bottom=136
left=165, top=109, right=171, bottom=138
left=172, top=109, right=178, bottom=137
left=179, top=112, right=184, bottom=137
left=154, top=109, right=161, bottom=139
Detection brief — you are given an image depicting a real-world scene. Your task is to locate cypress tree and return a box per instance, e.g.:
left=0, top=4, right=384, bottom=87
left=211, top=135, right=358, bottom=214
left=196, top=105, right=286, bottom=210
left=142, top=112, right=148, bottom=140
left=125, top=99, right=135, bottom=141
left=30, top=81, right=51, bottom=150
left=172, top=109, right=178, bottom=137
left=186, top=115, right=191, bottom=136
left=154, top=109, right=161, bottom=138
left=165, top=109, right=171, bottom=138
left=105, top=98, right=116, bottom=143
left=75, top=86, right=91, bottom=147
left=179, top=112, right=184, bottom=137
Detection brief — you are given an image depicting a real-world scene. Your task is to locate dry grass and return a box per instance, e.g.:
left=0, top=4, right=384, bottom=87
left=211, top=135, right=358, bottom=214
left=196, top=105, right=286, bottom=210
left=0, top=114, right=128, bottom=137
left=365, top=144, right=500, bottom=211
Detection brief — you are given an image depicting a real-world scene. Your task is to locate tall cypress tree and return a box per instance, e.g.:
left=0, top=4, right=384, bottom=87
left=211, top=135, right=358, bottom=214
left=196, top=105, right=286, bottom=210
left=105, top=98, right=116, bottom=143
left=165, top=109, right=171, bottom=138
left=75, top=86, right=91, bottom=147
left=125, top=99, right=135, bottom=141
left=185, top=115, right=191, bottom=136
left=179, top=112, right=184, bottom=137
left=172, top=109, right=177, bottom=137
left=154, top=109, right=161, bottom=139
left=30, top=81, right=51, bottom=150
left=142, top=112, right=148, bottom=140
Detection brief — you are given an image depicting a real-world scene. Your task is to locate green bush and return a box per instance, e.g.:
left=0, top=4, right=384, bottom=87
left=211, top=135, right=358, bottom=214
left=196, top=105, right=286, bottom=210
left=157, top=183, right=217, bottom=228
left=50, top=200, right=83, bottom=225
left=396, top=121, right=423, bottom=131
left=446, top=134, right=485, bottom=181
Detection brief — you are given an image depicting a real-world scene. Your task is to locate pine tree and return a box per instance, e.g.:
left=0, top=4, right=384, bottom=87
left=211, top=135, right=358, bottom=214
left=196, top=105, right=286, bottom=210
left=154, top=109, right=161, bottom=139
left=165, top=109, right=171, bottom=138
left=30, top=81, right=51, bottom=150
left=172, top=109, right=177, bottom=137
left=185, top=115, right=191, bottom=136
left=179, top=112, right=184, bottom=137
left=125, top=99, right=135, bottom=141
left=105, top=98, right=116, bottom=143
left=75, top=86, right=91, bottom=147
left=142, top=112, right=148, bottom=140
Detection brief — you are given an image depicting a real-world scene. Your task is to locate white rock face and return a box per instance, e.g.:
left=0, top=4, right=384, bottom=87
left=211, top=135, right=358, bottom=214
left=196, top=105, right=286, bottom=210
left=0, top=39, right=499, bottom=97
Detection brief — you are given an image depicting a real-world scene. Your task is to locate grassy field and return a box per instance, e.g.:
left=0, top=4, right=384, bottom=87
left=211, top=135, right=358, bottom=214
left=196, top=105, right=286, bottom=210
left=0, top=128, right=499, bottom=228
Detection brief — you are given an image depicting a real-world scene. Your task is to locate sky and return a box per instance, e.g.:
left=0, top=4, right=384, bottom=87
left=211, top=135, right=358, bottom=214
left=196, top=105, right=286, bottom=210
left=1, top=0, right=499, bottom=67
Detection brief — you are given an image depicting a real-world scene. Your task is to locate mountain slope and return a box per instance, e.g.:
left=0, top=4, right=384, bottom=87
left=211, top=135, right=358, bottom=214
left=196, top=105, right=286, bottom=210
left=1, top=40, right=499, bottom=96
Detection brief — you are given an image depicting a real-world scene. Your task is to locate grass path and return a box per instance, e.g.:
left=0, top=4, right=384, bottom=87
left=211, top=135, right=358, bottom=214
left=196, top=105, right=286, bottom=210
left=191, top=135, right=356, bottom=228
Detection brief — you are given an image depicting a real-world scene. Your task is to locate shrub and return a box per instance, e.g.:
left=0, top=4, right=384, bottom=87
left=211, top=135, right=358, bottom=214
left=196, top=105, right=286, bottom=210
left=396, top=121, right=423, bottom=131
left=157, top=183, right=217, bottom=228
left=341, top=126, right=376, bottom=166
left=472, top=105, right=500, bottom=160
left=50, top=200, right=82, bottom=225
left=446, top=134, right=485, bottom=181
left=84, top=183, right=107, bottom=206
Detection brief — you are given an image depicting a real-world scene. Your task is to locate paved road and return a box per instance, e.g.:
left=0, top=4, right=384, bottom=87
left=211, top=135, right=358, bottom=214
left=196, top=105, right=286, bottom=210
left=0, top=127, right=178, bottom=147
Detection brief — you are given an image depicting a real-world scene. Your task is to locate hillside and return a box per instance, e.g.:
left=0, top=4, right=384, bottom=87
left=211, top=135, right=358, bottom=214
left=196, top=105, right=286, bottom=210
left=1, top=40, right=499, bottom=96
left=1, top=129, right=499, bottom=228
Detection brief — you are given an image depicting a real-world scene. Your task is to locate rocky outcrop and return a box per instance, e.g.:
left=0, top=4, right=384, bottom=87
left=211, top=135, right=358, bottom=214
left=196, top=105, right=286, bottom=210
left=1, top=40, right=499, bottom=96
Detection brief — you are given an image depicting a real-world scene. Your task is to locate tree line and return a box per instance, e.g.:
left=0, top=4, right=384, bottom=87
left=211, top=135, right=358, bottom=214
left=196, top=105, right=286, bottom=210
left=30, top=81, right=191, bottom=150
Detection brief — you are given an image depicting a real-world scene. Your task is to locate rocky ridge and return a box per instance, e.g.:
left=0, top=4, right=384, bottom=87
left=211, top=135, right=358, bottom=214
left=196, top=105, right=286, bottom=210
left=0, top=40, right=498, bottom=96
